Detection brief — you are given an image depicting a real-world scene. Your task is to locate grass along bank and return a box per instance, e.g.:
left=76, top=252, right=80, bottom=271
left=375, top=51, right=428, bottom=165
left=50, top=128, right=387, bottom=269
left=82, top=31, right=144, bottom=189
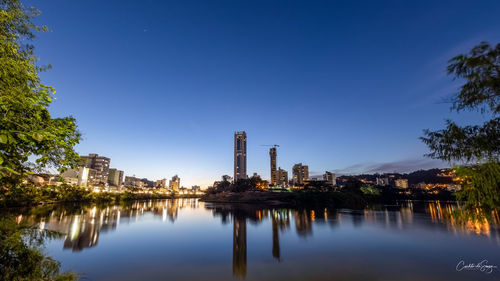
left=0, top=183, right=201, bottom=208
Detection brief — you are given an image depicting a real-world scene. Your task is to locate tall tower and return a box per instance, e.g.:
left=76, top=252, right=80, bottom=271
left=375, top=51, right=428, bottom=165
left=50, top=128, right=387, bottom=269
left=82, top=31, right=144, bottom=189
left=234, top=131, right=247, bottom=181
left=269, top=147, right=277, bottom=185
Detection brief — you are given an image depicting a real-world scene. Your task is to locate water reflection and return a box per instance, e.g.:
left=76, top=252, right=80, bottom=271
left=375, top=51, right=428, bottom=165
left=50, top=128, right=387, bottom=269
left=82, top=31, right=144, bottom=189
left=18, top=199, right=199, bottom=251
left=11, top=199, right=500, bottom=280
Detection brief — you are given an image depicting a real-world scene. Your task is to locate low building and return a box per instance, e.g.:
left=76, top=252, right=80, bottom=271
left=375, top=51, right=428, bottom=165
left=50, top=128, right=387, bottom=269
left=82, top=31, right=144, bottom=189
left=376, top=177, right=389, bottom=186
left=415, top=182, right=426, bottom=189
left=140, top=178, right=155, bottom=188
left=276, top=168, right=288, bottom=187
left=169, top=175, right=180, bottom=191
left=394, top=179, right=408, bottom=189
left=323, top=171, right=336, bottom=186
left=61, top=167, right=95, bottom=187
left=108, top=169, right=124, bottom=187
left=156, top=178, right=167, bottom=188
left=124, top=176, right=144, bottom=188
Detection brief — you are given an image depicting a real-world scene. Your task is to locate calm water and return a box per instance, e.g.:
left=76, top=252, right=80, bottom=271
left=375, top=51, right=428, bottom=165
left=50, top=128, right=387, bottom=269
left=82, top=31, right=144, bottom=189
left=12, top=199, right=500, bottom=280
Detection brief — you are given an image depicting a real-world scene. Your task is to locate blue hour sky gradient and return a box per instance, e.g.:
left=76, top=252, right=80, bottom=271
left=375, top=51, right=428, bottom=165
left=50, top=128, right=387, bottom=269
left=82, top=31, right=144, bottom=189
left=27, top=0, right=500, bottom=187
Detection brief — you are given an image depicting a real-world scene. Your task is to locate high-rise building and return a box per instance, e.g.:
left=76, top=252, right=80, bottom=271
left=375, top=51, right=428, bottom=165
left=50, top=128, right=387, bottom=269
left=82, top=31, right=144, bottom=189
left=80, top=154, right=110, bottom=185
left=292, top=163, right=309, bottom=186
left=323, top=171, right=336, bottom=186
left=269, top=147, right=277, bottom=185
left=108, top=168, right=124, bottom=187
left=277, top=168, right=288, bottom=187
left=169, top=175, right=180, bottom=191
left=234, top=131, right=247, bottom=181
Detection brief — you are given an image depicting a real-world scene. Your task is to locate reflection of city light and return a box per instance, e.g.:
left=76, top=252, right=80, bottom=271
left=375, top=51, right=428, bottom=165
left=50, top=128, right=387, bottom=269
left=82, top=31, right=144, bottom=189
left=91, top=206, right=96, bottom=218
left=70, top=216, right=80, bottom=240
left=162, top=209, right=167, bottom=222
left=466, top=218, right=490, bottom=236
left=39, top=221, right=45, bottom=231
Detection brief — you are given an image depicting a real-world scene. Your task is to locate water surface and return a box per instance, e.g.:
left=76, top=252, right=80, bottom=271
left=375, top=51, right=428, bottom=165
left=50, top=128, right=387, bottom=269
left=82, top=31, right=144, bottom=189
left=14, top=199, right=500, bottom=280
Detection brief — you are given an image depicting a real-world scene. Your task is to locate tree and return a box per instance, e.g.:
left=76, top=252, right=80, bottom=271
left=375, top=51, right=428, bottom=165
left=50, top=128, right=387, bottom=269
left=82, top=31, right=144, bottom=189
left=421, top=42, right=500, bottom=162
left=343, top=177, right=362, bottom=193
left=0, top=0, right=81, bottom=188
left=421, top=42, right=500, bottom=210
left=231, top=179, right=254, bottom=193
left=0, top=215, right=78, bottom=280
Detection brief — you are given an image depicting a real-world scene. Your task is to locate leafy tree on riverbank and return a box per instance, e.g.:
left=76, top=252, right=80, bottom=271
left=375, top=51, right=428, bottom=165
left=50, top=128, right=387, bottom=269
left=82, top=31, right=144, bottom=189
left=0, top=215, right=78, bottom=280
left=0, top=0, right=81, bottom=189
left=421, top=42, right=500, bottom=210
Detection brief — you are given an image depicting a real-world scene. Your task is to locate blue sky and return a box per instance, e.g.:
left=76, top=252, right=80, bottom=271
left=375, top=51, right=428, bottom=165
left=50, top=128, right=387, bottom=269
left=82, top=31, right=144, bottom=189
left=27, top=0, right=500, bottom=186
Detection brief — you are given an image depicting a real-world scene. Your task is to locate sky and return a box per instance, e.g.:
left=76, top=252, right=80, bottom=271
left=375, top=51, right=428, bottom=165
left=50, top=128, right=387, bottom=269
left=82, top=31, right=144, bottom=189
left=26, top=0, right=500, bottom=187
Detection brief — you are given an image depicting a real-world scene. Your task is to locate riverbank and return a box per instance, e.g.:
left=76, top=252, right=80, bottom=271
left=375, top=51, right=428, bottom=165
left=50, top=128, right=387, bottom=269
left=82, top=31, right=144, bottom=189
left=0, top=184, right=202, bottom=208
left=200, top=190, right=371, bottom=209
left=200, top=190, right=456, bottom=209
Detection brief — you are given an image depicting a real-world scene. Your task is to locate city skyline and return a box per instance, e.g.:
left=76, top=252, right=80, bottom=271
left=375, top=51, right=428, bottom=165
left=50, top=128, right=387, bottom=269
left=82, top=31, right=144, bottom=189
left=28, top=0, right=500, bottom=187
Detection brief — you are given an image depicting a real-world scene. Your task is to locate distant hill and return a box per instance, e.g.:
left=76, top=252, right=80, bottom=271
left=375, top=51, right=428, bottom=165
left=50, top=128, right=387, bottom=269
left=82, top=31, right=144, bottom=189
left=337, top=168, right=453, bottom=185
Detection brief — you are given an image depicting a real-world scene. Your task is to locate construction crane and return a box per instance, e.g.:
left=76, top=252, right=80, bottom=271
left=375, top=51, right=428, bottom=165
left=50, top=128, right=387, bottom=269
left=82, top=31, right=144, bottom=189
left=260, top=144, right=280, bottom=148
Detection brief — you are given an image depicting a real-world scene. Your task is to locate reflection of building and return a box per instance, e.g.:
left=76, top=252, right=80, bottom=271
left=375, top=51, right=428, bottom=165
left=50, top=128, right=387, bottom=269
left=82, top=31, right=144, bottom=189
left=323, top=171, right=336, bottom=186
left=169, top=175, right=180, bottom=191
left=394, top=179, right=408, bottom=188
left=81, top=153, right=110, bottom=185
left=233, top=215, right=247, bottom=278
left=108, top=168, right=124, bottom=187
left=270, top=147, right=277, bottom=185
left=292, top=163, right=309, bottom=186
left=234, top=131, right=247, bottom=181
left=271, top=209, right=291, bottom=261
left=293, top=209, right=313, bottom=237
left=29, top=199, right=192, bottom=252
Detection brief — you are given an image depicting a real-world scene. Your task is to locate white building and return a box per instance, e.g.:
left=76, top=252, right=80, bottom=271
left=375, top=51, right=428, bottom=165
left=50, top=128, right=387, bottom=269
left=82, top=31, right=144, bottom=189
left=61, top=167, right=92, bottom=187
left=376, top=177, right=389, bottom=186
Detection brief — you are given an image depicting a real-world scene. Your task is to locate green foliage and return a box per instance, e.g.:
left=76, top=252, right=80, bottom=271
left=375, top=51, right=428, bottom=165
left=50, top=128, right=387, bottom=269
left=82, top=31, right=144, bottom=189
left=447, top=42, right=500, bottom=115
left=344, top=177, right=362, bottom=193
left=0, top=0, right=81, bottom=188
left=422, top=42, right=500, bottom=211
left=209, top=175, right=267, bottom=193
left=0, top=183, right=92, bottom=207
left=422, top=118, right=500, bottom=162
left=0, top=215, right=78, bottom=281
left=303, top=180, right=334, bottom=191
left=421, top=42, right=500, bottom=162
left=455, top=162, right=500, bottom=210
left=360, top=186, right=380, bottom=196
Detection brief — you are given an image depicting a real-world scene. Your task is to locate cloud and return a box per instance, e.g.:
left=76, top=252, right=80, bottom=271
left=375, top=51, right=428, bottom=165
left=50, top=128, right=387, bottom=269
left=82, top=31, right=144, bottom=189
left=328, top=158, right=449, bottom=176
